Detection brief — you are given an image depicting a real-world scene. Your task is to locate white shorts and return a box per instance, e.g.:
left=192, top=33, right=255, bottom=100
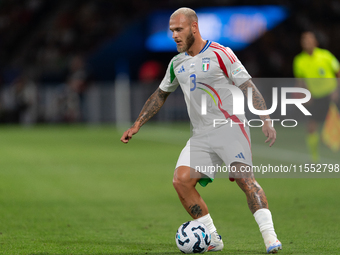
left=176, top=124, right=252, bottom=183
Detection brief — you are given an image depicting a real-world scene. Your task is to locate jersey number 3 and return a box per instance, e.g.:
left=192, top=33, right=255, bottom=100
left=190, top=74, right=196, bottom=91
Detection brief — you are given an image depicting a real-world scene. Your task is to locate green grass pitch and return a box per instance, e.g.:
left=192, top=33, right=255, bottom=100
left=0, top=123, right=339, bottom=254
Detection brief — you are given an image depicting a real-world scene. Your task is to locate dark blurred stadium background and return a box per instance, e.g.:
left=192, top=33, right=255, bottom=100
left=0, top=0, right=339, bottom=125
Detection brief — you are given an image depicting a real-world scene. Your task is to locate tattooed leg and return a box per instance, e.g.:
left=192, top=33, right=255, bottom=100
left=231, top=162, right=268, bottom=214
left=173, top=166, right=209, bottom=218
left=188, top=204, right=203, bottom=218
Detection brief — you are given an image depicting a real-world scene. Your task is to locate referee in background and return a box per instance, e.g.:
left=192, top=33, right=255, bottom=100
left=293, top=31, right=340, bottom=162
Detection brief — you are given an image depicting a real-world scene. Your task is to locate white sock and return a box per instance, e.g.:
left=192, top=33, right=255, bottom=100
left=253, top=208, right=277, bottom=239
left=195, top=213, right=217, bottom=234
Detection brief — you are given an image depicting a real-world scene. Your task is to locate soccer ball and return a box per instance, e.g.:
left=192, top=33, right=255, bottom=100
left=175, top=221, right=211, bottom=254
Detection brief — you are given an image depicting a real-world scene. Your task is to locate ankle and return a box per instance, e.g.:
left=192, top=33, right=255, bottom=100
left=195, top=213, right=217, bottom=234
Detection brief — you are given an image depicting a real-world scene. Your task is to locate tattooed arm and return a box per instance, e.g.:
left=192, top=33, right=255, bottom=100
left=120, top=87, right=171, bottom=143
left=239, top=79, right=276, bottom=147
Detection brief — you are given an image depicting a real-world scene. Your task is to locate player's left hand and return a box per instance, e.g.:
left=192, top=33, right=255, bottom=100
left=262, top=120, right=276, bottom=147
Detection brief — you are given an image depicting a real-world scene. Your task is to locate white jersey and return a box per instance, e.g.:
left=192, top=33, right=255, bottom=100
left=159, top=40, right=251, bottom=135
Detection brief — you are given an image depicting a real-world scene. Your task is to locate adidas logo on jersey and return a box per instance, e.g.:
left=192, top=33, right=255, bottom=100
left=235, top=152, right=245, bottom=159
left=178, top=65, right=185, bottom=73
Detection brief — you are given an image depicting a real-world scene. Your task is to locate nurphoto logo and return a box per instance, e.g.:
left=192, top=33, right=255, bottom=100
left=191, top=80, right=312, bottom=128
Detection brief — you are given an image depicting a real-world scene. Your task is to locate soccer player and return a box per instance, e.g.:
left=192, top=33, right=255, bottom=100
left=121, top=8, right=282, bottom=253
left=293, top=31, right=340, bottom=162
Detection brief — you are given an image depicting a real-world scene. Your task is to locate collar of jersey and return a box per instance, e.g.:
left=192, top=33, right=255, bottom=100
left=302, top=47, right=320, bottom=57
left=185, top=40, right=211, bottom=56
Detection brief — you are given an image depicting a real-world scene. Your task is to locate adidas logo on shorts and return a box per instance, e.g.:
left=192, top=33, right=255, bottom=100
left=235, top=152, right=245, bottom=159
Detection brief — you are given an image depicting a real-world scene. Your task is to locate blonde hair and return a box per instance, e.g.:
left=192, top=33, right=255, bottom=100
left=170, top=7, right=198, bottom=23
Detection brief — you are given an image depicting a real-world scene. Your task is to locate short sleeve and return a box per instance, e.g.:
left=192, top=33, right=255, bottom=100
left=159, top=58, right=180, bottom=92
left=213, top=46, right=251, bottom=87
left=327, top=51, right=340, bottom=73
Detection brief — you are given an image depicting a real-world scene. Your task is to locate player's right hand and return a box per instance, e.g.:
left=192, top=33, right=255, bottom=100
left=120, top=126, right=139, bottom=143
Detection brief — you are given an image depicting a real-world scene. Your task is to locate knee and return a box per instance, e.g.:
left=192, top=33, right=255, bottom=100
left=173, top=167, right=199, bottom=190
left=236, top=177, right=261, bottom=193
left=235, top=178, right=247, bottom=192
left=173, top=167, right=190, bottom=189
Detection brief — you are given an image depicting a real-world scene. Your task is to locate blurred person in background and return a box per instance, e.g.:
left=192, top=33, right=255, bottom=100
left=61, top=55, right=89, bottom=122
left=293, top=31, right=340, bottom=162
left=0, top=75, right=38, bottom=124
